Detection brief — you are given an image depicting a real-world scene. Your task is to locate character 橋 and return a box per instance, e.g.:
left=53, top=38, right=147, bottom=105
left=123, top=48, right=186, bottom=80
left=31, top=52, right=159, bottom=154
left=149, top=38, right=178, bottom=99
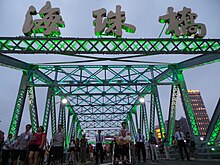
left=159, top=7, right=206, bottom=38
left=22, top=1, right=65, bottom=37
left=93, top=5, right=136, bottom=38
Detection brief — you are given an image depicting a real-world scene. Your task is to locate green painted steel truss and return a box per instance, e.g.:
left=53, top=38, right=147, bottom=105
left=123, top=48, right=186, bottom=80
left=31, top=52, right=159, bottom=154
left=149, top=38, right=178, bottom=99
left=0, top=37, right=219, bottom=142
left=0, top=37, right=220, bottom=56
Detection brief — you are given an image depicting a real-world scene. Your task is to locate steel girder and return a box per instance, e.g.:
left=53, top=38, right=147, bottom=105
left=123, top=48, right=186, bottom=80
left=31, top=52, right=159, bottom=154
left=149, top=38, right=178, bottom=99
left=1, top=37, right=219, bottom=141
left=205, top=98, right=220, bottom=143
left=69, top=115, right=77, bottom=138
left=0, top=37, right=219, bottom=55
left=151, top=85, right=166, bottom=138
left=43, top=87, right=53, bottom=134
left=27, top=83, right=39, bottom=133
left=73, top=105, right=131, bottom=115
left=141, top=102, right=150, bottom=140
left=50, top=95, right=57, bottom=136
left=35, top=65, right=165, bottom=95
left=167, top=85, right=179, bottom=145
left=80, top=120, right=122, bottom=129
left=0, top=53, right=30, bottom=70
left=140, top=103, right=144, bottom=132
left=33, top=65, right=174, bottom=131
left=149, top=93, right=156, bottom=134
left=9, top=72, right=28, bottom=137
left=128, top=114, right=136, bottom=139
left=85, top=129, right=120, bottom=138
left=78, top=113, right=127, bottom=122
left=177, top=71, right=199, bottom=136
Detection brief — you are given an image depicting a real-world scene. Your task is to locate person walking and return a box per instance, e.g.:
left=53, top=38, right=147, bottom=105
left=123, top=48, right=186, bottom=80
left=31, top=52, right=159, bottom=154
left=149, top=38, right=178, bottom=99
left=135, top=129, right=146, bottom=163
left=80, top=134, right=88, bottom=165
left=12, top=124, right=33, bottom=165
left=95, top=130, right=104, bottom=164
left=2, top=133, right=13, bottom=165
left=28, top=126, right=46, bottom=165
left=52, top=124, right=65, bottom=165
left=69, top=136, right=76, bottom=164
left=162, top=133, right=169, bottom=160
left=149, top=132, right=158, bottom=161
left=174, top=126, right=190, bottom=161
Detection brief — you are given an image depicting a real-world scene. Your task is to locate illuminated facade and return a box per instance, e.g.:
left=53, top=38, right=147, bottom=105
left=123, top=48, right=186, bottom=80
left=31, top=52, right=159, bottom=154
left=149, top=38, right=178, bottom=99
left=188, top=90, right=210, bottom=136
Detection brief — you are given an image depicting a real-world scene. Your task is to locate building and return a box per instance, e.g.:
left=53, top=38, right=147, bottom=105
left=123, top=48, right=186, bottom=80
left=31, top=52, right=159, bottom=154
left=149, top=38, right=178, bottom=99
left=188, top=90, right=210, bottom=136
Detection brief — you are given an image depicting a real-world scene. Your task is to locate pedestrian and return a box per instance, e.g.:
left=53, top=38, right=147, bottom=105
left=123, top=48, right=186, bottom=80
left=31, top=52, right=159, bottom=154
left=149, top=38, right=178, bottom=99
left=80, top=134, right=88, bottom=165
left=118, top=129, right=132, bottom=164
left=162, top=133, right=169, bottom=160
left=28, top=126, right=46, bottom=165
left=158, top=138, right=165, bottom=160
left=149, top=132, right=158, bottom=161
left=2, top=133, right=13, bottom=165
left=145, top=138, right=150, bottom=160
left=52, top=124, right=65, bottom=165
left=120, top=121, right=130, bottom=135
left=89, top=144, right=94, bottom=160
left=95, top=130, right=104, bottom=164
left=174, top=126, right=190, bottom=161
left=69, top=136, right=76, bottom=164
left=75, top=138, right=80, bottom=163
left=135, top=128, right=146, bottom=163
left=0, top=130, right=5, bottom=153
left=12, top=124, right=33, bottom=165
left=185, top=132, right=191, bottom=156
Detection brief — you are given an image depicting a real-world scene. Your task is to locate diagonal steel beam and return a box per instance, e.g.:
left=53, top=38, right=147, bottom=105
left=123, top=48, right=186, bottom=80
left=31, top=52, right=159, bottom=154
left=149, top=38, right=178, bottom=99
left=0, top=53, right=30, bottom=70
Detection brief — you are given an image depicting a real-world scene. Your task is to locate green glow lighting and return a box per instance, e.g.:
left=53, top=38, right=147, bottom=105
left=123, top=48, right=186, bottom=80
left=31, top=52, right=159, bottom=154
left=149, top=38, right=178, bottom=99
left=211, top=148, right=215, bottom=151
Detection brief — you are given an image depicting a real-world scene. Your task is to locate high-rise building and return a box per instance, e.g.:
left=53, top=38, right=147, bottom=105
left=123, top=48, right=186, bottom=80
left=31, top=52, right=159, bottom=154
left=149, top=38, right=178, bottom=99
left=188, top=90, right=210, bottom=136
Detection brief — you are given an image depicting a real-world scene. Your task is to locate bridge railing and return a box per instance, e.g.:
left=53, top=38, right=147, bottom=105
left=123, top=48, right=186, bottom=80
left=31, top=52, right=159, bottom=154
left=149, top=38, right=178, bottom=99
left=195, top=139, right=220, bottom=159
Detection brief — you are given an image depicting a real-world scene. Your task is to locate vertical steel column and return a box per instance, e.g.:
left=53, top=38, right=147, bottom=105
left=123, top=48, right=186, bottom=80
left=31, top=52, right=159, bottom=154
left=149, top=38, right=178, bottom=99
left=177, top=71, right=199, bottom=136
left=149, top=93, right=155, bottom=134
left=62, top=107, right=66, bottom=135
left=58, top=102, right=66, bottom=134
left=152, top=85, right=166, bottom=138
left=69, top=115, right=76, bottom=138
left=9, top=71, right=28, bottom=137
left=66, top=110, right=71, bottom=147
left=135, top=111, right=139, bottom=130
left=129, top=114, right=136, bottom=140
left=205, top=98, right=220, bottom=143
left=42, top=87, right=53, bottom=134
left=139, top=104, right=144, bottom=132
left=27, top=85, right=39, bottom=133
left=141, top=102, right=150, bottom=140
left=50, top=95, right=56, bottom=136
left=167, top=85, right=179, bottom=145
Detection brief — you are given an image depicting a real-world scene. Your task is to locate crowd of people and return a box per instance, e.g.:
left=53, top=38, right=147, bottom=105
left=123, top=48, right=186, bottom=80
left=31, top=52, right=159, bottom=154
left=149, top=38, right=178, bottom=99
left=0, top=122, right=196, bottom=165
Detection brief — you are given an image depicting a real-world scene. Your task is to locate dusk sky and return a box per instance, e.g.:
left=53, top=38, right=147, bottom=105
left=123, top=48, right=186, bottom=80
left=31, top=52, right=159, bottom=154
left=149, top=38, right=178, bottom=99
left=0, top=0, right=219, bottom=137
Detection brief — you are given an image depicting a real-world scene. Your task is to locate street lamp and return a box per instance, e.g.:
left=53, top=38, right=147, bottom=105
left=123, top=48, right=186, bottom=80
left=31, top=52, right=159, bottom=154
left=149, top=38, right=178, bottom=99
left=61, top=98, right=68, bottom=104
left=139, top=97, right=145, bottom=103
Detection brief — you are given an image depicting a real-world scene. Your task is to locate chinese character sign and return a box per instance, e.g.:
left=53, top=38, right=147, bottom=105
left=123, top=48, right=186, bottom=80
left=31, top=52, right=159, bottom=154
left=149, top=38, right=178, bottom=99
left=159, top=7, right=206, bottom=38
left=22, top=1, right=65, bottom=37
left=93, top=5, right=136, bottom=38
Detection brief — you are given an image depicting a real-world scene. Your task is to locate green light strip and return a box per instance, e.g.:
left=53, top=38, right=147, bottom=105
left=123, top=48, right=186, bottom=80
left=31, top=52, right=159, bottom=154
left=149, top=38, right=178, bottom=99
left=209, top=117, right=220, bottom=141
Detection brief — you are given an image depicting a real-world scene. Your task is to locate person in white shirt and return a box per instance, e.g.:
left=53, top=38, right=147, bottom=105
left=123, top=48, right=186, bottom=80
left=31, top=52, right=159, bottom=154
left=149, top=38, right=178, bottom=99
left=117, top=129, right=132, bottom=163
left=95, top=130, right=104, bottom=164
left=174, top=126, right=190, bottom=161
left=135, top=129, right=146, bottom=162
left=149, top=132, right=158, bottom=161
left=120, top=121, right=130, bottom=136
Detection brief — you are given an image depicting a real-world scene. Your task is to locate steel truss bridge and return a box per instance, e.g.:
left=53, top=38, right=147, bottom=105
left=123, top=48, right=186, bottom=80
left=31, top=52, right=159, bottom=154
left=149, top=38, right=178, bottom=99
left=0, top=37, right=220, bottom=147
